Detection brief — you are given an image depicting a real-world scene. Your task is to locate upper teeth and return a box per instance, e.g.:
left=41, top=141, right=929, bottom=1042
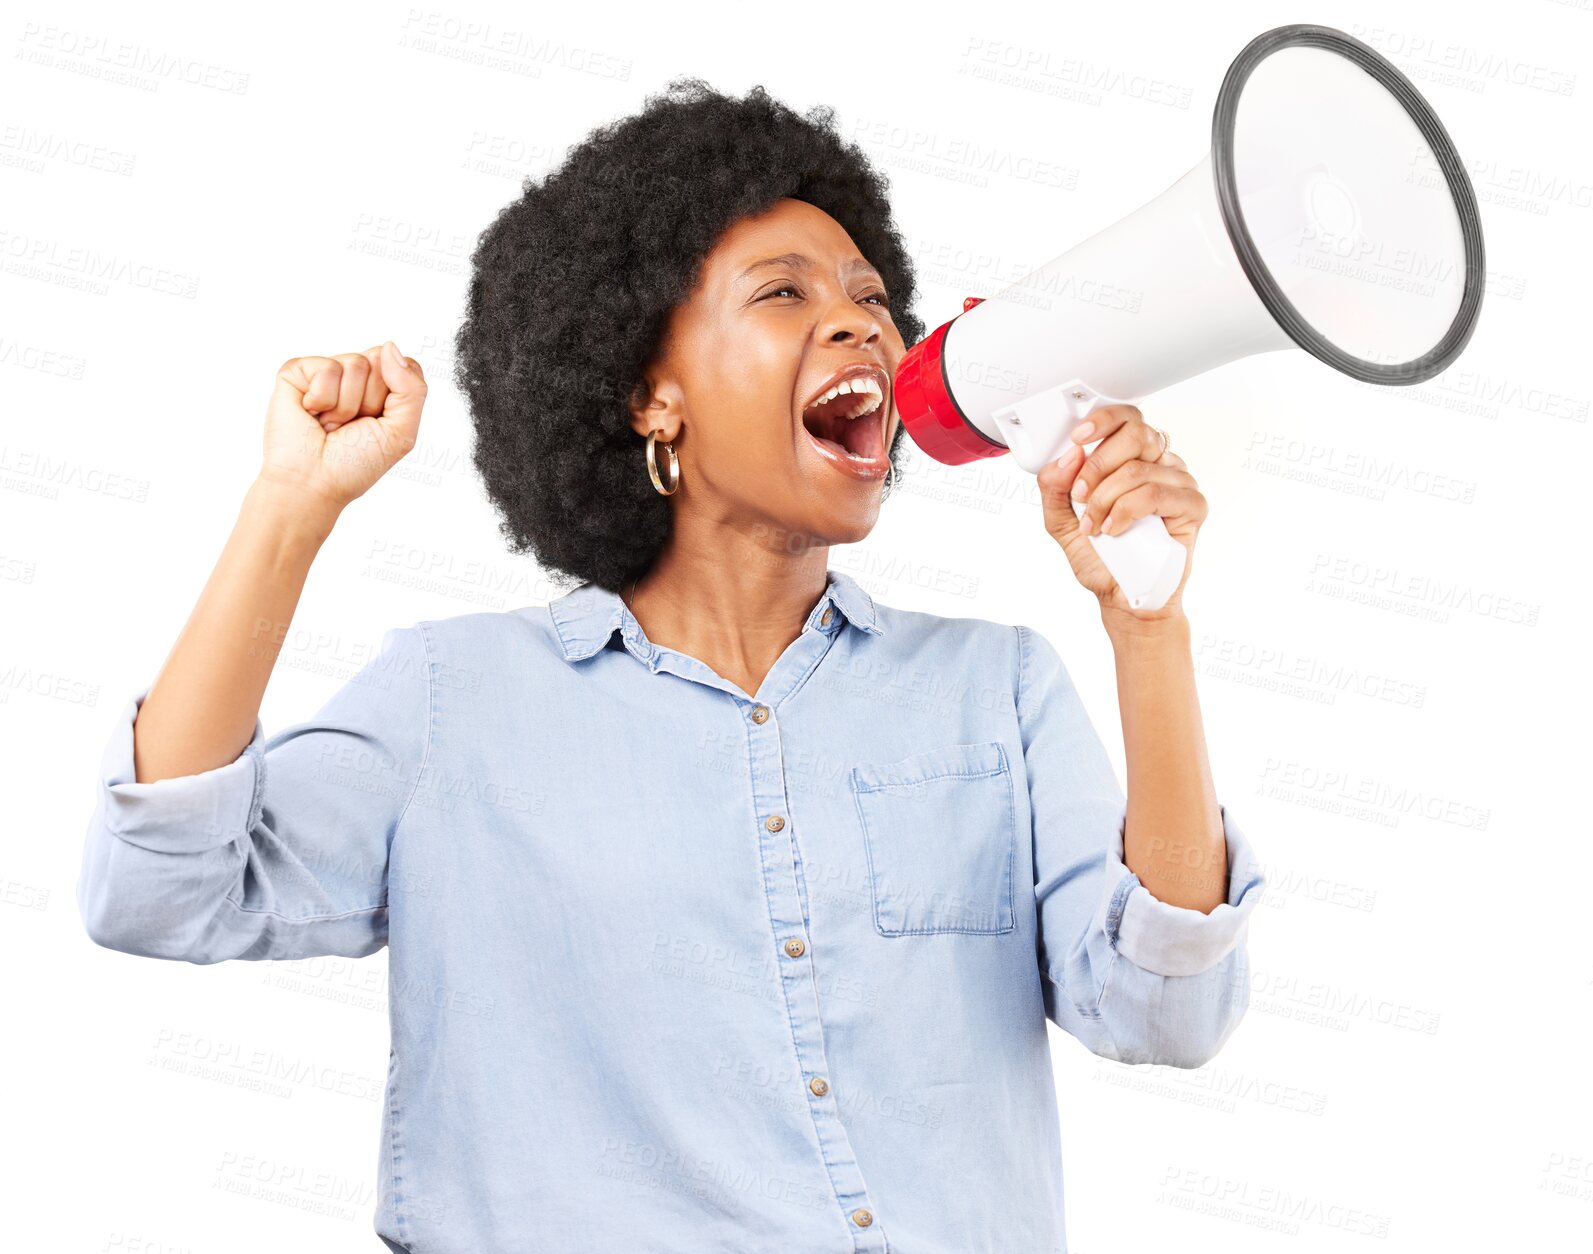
left=808, top=375, right=883, bottom=417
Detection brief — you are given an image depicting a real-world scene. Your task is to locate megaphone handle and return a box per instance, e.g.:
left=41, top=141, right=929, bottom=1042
left=1085, top=513, right=1188, bottom=613
left=992, top=380, right=1189, bottom=612
left=1073, top=412, right=1187, bottom=611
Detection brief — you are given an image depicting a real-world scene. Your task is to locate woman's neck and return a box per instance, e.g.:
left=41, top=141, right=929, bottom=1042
left=622, top=537, right=832, bottom=697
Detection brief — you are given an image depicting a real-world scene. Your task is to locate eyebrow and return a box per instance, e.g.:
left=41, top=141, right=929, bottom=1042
left=738, top=253, right=882, bottom=282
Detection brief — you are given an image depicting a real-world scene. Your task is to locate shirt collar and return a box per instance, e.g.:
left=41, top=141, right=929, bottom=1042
left=548, top=567, right=883, bottom=663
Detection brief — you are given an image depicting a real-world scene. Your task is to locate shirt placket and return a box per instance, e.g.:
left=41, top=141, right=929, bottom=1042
left=622, top=603, right=890, bottom=1251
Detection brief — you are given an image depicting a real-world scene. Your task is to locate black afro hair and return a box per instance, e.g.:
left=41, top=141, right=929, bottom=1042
left=451, top=77, right=925, bottom=595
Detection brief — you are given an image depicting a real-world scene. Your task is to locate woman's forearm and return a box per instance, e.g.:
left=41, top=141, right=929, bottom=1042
left=131, top=478, right=342, bottom=785
left=1102, top=608, right=1228, bottom=913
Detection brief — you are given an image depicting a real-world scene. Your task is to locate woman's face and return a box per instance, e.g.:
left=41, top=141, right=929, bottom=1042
left=628, top=196, right=907, bottom=555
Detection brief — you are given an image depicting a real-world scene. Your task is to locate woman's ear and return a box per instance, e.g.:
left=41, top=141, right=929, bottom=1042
left=627, top=374, right=682, bottom=442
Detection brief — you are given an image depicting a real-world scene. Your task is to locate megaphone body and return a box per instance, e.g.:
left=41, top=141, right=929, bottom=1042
left=895, top=24, right=1486, bottom=611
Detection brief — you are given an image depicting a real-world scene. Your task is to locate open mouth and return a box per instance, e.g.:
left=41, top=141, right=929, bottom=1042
left=800, top=374, right=888, bottom=472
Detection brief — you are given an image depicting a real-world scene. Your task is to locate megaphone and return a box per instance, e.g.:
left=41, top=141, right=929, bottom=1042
left=894, top=23, right=1486, bottom=611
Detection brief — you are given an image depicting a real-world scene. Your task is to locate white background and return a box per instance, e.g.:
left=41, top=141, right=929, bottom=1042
left=3, top=1, right=1589, bottom=1251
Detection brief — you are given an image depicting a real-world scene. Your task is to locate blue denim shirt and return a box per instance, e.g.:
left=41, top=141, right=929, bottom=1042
left=78, top=568, right=1264, bottom=1253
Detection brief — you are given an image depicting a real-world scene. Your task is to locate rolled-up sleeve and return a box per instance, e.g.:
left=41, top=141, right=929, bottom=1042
left=1017, top=623, right=1265, bottom=1069
left=76, top=624, right=432, bottom=964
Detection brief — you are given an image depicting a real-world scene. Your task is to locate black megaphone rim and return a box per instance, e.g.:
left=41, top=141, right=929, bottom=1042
left=1211, top=23, right=1486, bottom=385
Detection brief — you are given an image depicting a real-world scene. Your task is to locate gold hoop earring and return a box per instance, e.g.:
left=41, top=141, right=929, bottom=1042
left=646, top=430, right=680, bottom=496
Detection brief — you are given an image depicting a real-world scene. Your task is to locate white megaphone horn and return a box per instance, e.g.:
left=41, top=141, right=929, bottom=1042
left=894, top=23, right=1486, bottom=611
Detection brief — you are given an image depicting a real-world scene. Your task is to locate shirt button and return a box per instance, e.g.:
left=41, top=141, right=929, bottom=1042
left=765, top=815, right=785, bottom=832
left=820, top=607, right=834, bottom=627
left=808, top=1076, right=829, bottom=1096
left=783, top=937, right=806, bottom=958
left=851, top=1208, right=873, bottom=1228
left=750, top=705, right=770, bottom=723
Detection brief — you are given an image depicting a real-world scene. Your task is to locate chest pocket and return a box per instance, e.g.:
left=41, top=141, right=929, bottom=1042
left=850, top=741, right=1017, bottom=937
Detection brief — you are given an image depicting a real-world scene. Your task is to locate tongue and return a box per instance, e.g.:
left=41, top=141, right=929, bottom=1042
left=810, top=430, right=851, bottom=458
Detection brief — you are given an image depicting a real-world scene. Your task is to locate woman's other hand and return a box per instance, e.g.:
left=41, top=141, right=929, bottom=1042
left=259, top=341, right=427, bottom=517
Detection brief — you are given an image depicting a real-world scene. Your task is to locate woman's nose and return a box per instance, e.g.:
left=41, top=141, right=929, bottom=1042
left=818, top=290, right=880, bottom=345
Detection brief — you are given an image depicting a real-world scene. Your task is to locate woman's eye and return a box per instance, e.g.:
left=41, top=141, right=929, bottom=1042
left=759, top=285, right=891, bottom=308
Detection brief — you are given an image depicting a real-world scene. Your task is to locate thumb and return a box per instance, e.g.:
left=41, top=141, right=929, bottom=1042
left=1037, top=444, right=1086, bottom=534
left=376, top=340, right=426, bottom=434
left=379, top=339, right=421, bottom=392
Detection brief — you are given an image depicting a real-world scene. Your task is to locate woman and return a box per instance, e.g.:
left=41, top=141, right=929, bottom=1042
left=79, top=79, right=1263, bottom=1253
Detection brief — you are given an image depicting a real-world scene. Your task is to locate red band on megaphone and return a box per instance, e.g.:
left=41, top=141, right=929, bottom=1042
left=894, top=306, right=1009, bottom=466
